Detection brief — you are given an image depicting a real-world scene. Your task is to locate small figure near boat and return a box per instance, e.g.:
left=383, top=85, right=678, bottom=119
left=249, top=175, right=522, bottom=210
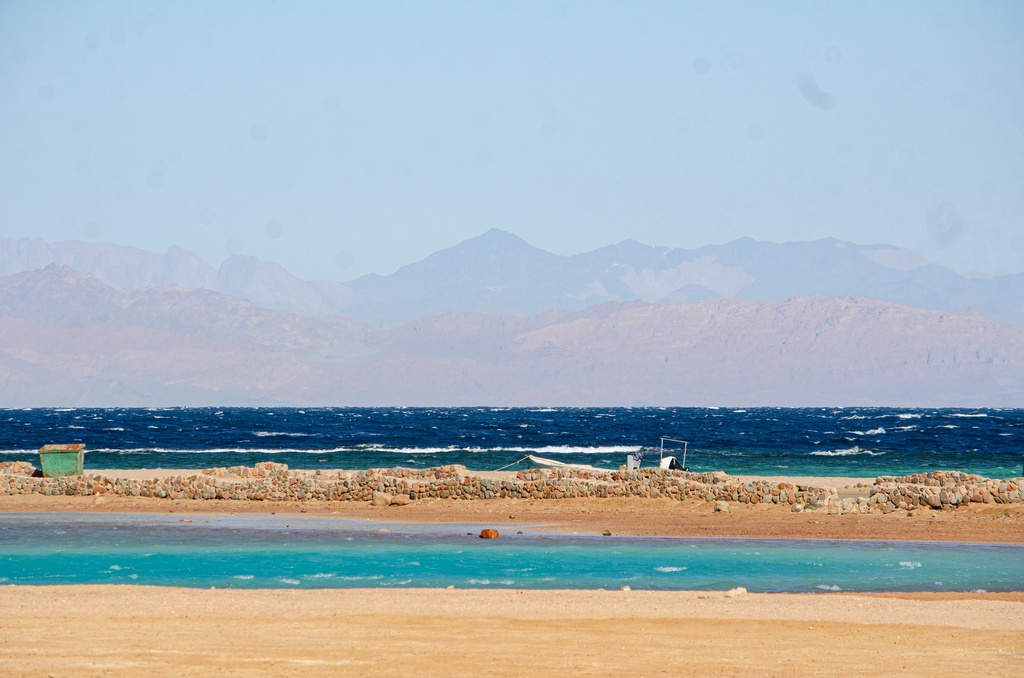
left=661, top=455, right=687, bottom=471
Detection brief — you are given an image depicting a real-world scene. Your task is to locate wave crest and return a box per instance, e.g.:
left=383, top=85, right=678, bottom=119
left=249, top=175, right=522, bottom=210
left=809, top=446, right=885, bottom=457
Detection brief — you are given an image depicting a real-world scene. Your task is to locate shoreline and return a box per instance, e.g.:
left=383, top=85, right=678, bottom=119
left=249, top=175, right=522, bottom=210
left=4, top=490, right=1023, bottom=544
left=3, top=464, right=1022, bottom=543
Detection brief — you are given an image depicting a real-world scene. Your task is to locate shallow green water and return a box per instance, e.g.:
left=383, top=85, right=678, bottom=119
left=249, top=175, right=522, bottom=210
left=1, top=513, right=1020, bottom=592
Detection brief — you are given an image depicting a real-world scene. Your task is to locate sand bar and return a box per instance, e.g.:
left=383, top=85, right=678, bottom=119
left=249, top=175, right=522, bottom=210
left=3, top=484, right=1023, bottom=543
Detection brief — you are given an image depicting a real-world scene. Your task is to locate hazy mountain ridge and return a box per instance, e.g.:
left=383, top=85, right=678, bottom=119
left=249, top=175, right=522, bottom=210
left=0, top=237, right=354, bottom=318
left=341, top=230, right=1024, bottom=325
left=0, top=267, right=1020, bottom=407
left=0, top=237, right=217, bottom=291
left=2, top=231, right=1021, bottom=326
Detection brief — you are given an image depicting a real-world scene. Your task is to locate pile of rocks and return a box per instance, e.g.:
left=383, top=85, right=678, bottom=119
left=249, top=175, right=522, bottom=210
left=0, top=461, right=36, bottom=475
left=870, top=471, right=1023, bottom=511
left=0, top=461, right=840, bottom=507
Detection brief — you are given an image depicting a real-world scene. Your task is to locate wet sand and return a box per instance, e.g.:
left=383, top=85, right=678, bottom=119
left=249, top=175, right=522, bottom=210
left=3, top=475, right=1023, bottom=543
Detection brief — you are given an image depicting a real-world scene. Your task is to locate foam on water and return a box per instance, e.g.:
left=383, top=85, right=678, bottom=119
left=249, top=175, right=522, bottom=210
left=808, top=446, right=885, bottom=457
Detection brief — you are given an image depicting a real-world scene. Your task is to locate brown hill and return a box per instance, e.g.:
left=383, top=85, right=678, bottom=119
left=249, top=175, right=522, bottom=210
left=0, top=267, right=1020, bottom=407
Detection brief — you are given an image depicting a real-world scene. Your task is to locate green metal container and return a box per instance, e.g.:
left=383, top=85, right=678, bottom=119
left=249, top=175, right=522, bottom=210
left=38, top=443, right=85, bottom=477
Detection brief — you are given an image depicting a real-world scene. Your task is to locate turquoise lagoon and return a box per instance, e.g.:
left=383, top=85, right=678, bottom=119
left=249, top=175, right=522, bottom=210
left=1, top=513, right=1020, bottom=592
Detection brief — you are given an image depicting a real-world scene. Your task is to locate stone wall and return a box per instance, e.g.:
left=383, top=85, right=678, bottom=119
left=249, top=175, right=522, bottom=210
left=870, top=471, right=1023, bottom=512
left=1, top=461, right=837, bottom=508
left=3, top=461, right=1019, bottom=512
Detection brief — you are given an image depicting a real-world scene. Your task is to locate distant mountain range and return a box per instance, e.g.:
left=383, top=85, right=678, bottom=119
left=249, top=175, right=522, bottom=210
left=3, top=230, right=1022, bottom=326
left=0, top=265, right=1021, bottom=407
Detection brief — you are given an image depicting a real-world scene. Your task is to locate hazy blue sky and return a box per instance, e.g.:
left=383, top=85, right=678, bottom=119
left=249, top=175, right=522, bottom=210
left=1, top=0, right=1022, bottom=280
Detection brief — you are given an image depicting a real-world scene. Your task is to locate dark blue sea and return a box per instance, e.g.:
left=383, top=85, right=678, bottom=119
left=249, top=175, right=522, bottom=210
left=2, top=407, right=1022, bottom=478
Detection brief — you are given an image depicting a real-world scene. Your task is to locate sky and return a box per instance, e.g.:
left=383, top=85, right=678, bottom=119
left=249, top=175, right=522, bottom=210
left=1, top=0, right=1022, bottom=281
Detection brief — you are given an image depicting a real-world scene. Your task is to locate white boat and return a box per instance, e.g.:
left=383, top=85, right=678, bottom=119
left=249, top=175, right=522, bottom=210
left=525, top=454, right=609, bottom=471
left=657, top=437, right=689, bottom=471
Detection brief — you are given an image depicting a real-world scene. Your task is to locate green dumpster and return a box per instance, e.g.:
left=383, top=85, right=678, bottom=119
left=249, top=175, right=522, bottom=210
left=38, top=443, right=85, bottom=477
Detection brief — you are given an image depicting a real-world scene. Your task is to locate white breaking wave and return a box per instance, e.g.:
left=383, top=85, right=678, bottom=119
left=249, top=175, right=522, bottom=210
left=849, top=428, right=886, bottom=435
left=898, top=561, right=922, bottom=570
left=895, top=413, right=923, bottom=420
left=950, top=413, right=988, bottom=418
left=815, top=584, right=841, bottom=591
left=654, top=566, right=687, bottom=573
left=253, top=431, right=313, bottom=438
left=84, top=447, right=355, bottom=455
left=499, top=446, right=634, bottom=456
left=809, top=446, right=885, bottom=457
left=358, top=444, right=642, bottom=455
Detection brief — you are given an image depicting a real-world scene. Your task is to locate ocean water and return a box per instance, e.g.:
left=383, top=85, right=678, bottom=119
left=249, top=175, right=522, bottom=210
left=1, top=407, right=1022, bottom=477
left=2, top=513, right=1021, bottom=592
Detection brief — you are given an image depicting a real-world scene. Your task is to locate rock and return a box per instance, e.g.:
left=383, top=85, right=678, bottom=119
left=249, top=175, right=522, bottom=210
left=602, top=530, right=612, bottom=536
left=389, top=494, right=411, bottom=506
left=371, top=491, right=392, bottom=507
left=791, top=503, right=804, bottom=512
left=724, top=587, right=747, bottom=598
left=479, top=529, right=500, bottom=539
left=714, top=501, right=730, bottom=513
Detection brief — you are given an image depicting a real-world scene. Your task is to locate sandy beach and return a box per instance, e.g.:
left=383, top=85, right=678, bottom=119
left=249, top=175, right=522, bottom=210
left=3, top=586, right=1023, bottom=676
left=3, top=470, right=1023, bottom=676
